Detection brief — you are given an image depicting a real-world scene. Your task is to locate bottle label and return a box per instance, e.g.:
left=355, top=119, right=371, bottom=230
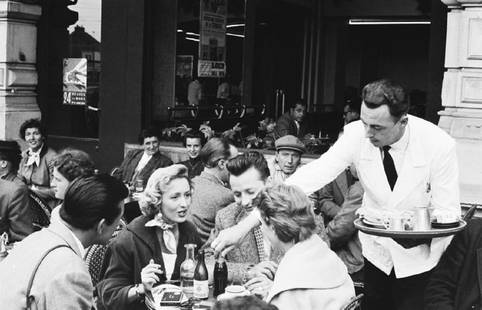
left=193, top=280, right=209, bottom=299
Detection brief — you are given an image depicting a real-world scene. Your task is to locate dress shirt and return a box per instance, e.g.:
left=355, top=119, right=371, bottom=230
left=135, top=152, right=152, bottom=174
left=382, top=124, right=410, bottom=175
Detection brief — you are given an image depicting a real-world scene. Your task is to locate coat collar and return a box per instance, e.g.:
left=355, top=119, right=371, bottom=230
left=127, top=215, right=195, bottom=256
left=358, top=117, right=427, bottom=208
left=198, top=171, right=227, bottom=188
left=266, top=234, right=349, bottom=302
left=46, top=216, right=84, bottom=258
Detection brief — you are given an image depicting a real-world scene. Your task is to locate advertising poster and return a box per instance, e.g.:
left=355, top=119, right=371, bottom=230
left=63, top=58, right=87, bottom=105
left=198, top=0, right=227, bottom=77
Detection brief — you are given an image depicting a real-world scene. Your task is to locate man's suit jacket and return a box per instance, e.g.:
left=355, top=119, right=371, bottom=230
left=425, top=218, right=482, bottom=310
left=0, top=179, right=35, bottom=242
left=274, top=112, right=308, bottom=139
left=286, top=115, right=460, bottom=278
left=209, top=202, right=284, bottom=283
left=316, top=171, right=351, bottom=220
left=113, top=149, right=173, bottom=186
left=0, top=216, right=93, bottom=310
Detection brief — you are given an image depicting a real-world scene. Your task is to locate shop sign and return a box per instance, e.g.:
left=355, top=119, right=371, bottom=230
left=63, top=58, right=87, bottom=105
left=198, top=0, right=227, bottom=77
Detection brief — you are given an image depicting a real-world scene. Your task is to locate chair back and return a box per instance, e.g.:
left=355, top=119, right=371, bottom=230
left=341, top=293, right=363, bottom=310
left=28, top=192, right=51, bottom=231
left=85, top=219, right=127, bottom=286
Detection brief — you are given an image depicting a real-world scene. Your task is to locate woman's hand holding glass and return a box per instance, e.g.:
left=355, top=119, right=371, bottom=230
left=141, top=259, right=164, bottom=292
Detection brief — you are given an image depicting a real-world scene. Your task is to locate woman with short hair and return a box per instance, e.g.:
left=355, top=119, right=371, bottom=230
left=18, top=118, right=57, bottom=202
left=98, top=164, right=202, bottom=310
left=49, top=148, right=96, bottom=221
left=245, top=184, right=355, bottom=310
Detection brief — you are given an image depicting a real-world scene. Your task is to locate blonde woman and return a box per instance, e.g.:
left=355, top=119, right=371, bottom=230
left=245, top=184, right=355, bottom=310
left=98, top=165, right=202, bottom=310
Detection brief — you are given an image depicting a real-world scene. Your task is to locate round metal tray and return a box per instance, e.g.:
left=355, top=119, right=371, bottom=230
left=354, top=218, right=467, bottom=239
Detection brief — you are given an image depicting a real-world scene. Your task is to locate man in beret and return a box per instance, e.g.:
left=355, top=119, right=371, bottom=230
left=0, top=140, right=35, bottom=242
left=268, top=135, right=306, bottom=184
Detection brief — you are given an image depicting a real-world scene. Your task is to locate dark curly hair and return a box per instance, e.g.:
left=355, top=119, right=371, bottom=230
left=19, top=118, right=46, bottom=140
left=52, top=148, right=95, bottom=181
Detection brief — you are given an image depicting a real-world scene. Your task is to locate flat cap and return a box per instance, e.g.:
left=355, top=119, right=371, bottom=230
left=275, top=135, right=306, bottom=154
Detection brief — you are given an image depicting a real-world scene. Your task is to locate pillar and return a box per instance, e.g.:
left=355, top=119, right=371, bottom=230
left=0, top=1, right=41, bottom=139
left=439, top=0, right=482, bottom=204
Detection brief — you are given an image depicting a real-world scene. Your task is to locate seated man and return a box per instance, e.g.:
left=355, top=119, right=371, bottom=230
left=112, top=127, right=172, bottom=188
left=178, top=131, right=205, bottom=178
left=268, top=135, right=305, bottom=184
left=0, top=140, right=35, bottom=242
left=424, top=217, right=482, bottom=310
left=274, top=99, right=308, bottom=139
left=319, top=166, right=364, bottom=282
left=112, top=128, right=172, bottom=222
left=187, top=137, right=237, bottom=243
left=0, top=174, right=128, bottom=309
left=210, top=151, right=282, bottom=283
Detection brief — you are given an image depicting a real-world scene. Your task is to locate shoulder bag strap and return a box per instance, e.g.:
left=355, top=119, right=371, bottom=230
left=26, top=244, right=74, bottom=309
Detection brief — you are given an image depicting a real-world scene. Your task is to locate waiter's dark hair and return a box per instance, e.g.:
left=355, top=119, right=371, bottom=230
left=362, top=79, right=409, bottom=120
left=60, top=174, right=128, bottom=229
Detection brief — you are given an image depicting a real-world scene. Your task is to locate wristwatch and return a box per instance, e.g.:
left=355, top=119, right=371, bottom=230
left=134, top=284, right=145, bottom=299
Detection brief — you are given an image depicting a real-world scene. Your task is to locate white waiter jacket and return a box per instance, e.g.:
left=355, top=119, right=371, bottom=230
left=286, top=115, right=460, bottom=278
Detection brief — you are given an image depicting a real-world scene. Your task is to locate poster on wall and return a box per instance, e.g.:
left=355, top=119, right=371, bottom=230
left=176, top=55, right=194, bottom=78
left=63, top=58, right=87, bottom=105
left=198, top=0, right=227, bottom=77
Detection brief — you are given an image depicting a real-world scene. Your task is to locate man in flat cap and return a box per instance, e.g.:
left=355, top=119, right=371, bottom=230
left=268, top=135, right=306, bottom=185
left=0, top=140, right=35, bottom=242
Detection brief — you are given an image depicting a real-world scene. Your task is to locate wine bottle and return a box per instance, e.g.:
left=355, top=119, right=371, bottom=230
left=180, top=244, right=197, bottom=298
left=193, top=250, right=209, bottom=299
left=213, top=255, right=228, bottom=297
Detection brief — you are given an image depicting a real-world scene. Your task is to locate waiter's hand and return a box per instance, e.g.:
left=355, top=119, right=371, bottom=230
left=393, top=238, right=431, bottom=249
left=211, top=226, right=241, bottom=257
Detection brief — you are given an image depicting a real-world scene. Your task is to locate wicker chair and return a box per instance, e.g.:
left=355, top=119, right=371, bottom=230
left=28, top=191, right=51, bottom=231
left=85, top=219, right=126, bottom=286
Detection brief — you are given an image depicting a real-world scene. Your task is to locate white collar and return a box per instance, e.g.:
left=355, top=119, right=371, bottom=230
left=389, top=123, right=410, bottom=152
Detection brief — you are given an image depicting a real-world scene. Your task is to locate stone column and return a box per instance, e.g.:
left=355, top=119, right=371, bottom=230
left=439, top=0, right=482, bottom=204
left=0, top=1, right=41, bottom=140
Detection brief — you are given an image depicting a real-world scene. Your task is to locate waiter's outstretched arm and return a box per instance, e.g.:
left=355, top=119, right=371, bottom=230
left=212, top=127, right=355, bottom=255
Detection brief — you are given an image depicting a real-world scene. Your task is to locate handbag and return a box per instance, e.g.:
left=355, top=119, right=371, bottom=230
left=25, top=244, right=74, bottom=310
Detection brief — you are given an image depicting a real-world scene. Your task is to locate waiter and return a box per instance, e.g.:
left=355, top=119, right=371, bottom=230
left=212, top=79, right=460, bottom=310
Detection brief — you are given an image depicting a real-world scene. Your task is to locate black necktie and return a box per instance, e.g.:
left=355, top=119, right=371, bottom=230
left=382, top=146, right=397, bottom=190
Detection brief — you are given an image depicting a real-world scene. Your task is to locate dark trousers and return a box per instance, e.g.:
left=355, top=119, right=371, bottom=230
left=364, top=259, right=433, bottom=310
